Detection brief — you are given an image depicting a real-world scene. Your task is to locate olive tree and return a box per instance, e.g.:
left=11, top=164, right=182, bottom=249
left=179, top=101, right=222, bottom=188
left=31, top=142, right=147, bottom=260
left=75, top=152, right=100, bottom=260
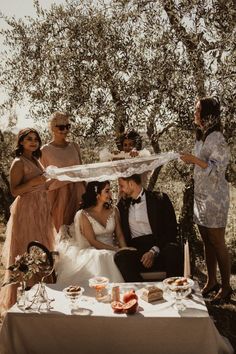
left=0, top=0, right=235, bottom=255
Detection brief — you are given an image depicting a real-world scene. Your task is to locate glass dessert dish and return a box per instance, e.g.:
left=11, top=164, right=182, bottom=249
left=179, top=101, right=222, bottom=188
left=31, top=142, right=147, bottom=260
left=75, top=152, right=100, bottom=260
left=163, top=277, right=194, bottom=311
left=63, top=285, right=84, bottom=310
left=89, top=276, right=109, bottom=301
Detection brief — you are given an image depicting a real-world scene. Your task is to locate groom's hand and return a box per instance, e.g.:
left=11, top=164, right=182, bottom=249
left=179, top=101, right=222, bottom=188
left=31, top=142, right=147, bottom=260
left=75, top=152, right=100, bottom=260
left=141, top=251, right=154, bottom=268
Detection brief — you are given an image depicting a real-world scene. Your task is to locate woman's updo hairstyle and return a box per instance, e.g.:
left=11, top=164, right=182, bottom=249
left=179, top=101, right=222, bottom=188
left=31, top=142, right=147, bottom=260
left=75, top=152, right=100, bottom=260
left=15, top=128, right=42, bottom=158
left=81, top=181, right=110, bottom=209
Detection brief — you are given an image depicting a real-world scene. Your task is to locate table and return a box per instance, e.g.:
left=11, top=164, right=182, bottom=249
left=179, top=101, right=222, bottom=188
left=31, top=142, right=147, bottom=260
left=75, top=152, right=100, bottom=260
left=0, top=282, right=233, bottom=354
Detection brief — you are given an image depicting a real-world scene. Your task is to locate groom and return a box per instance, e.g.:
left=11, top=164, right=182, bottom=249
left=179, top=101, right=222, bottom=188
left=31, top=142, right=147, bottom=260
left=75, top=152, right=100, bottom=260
left=114, top=174, right=182, bottom=282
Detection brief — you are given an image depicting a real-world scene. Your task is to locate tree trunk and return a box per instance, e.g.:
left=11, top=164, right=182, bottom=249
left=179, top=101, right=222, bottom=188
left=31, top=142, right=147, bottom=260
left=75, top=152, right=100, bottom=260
left=162, top=0, right=206, bottom=97
left=0, top=172, right=13, bottom=222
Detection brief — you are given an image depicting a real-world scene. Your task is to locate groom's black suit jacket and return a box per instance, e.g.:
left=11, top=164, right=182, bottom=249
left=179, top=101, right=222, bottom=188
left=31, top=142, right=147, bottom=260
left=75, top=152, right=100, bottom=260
left=117, top=190, right=177, bottom=251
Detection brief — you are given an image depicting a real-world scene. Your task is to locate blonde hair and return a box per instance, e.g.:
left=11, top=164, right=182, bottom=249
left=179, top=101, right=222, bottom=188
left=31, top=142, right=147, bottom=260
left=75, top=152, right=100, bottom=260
left=49, top=111, right=70, bottom=130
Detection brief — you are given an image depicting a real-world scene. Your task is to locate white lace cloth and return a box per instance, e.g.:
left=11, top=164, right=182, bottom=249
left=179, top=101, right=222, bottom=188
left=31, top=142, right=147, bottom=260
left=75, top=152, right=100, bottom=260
left=45, top=151, right=179, bottom=182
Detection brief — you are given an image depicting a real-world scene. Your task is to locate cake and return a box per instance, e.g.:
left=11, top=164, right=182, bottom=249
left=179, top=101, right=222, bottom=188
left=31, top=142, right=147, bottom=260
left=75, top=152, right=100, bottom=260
left=141, top=285, right=163, bottom=303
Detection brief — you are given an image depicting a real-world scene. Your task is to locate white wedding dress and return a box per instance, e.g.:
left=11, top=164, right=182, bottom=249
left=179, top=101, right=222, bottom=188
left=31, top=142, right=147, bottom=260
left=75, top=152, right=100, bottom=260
left=55, top=208, right=124, bottom=287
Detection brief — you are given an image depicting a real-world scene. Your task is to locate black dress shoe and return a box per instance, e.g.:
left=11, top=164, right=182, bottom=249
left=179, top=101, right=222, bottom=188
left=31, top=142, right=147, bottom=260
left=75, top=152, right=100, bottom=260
left=201, top=283, right=221, bottom=297
left=210, top=287, right=233, bottom=305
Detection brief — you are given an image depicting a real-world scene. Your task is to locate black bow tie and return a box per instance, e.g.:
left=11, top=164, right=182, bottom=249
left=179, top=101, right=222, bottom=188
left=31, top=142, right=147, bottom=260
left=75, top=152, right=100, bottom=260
left=131, top=197, right=141, bottom=205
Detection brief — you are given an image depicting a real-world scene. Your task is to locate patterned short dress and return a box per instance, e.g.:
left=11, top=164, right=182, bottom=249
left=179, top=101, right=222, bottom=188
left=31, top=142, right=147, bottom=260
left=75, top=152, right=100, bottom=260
left=193, top=131, right=230, bottom=228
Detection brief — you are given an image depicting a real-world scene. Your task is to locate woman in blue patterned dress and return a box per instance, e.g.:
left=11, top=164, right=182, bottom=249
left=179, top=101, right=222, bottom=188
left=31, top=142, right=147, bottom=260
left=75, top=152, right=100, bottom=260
left=180, top=96, right=232, bottom=304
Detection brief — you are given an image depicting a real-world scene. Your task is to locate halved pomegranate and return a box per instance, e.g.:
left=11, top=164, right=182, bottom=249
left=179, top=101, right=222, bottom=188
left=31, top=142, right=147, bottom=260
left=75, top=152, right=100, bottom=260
left=123, top=289, right=138, bottom=303
left=123, top=299, right=138, bottom=314
left=111, top=301, right=124, bottom=313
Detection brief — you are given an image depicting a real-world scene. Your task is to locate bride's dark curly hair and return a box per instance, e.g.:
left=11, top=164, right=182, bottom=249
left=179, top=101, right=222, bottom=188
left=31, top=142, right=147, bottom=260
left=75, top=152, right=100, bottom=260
left=80, top=181, right=110, bottom=209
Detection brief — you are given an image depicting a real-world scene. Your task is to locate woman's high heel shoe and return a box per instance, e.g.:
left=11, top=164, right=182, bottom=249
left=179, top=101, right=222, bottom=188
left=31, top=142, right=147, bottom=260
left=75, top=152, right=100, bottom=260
left=210, top=287, right=233, bottom=305
left=201, top=283, right=221, bottom=297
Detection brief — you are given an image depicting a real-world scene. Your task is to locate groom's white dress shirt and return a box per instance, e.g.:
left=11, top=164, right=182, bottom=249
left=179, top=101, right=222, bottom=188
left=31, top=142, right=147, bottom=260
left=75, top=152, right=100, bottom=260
left=128, top=189, right=160, bottom=255
left=128, top=189, right=152, bottom=238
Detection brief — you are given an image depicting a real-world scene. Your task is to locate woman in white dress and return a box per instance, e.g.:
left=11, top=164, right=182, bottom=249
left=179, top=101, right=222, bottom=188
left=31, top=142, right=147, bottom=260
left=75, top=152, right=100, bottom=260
left=180, top=96, right=232, bottom=304
left=56, top=180, right=127, bottom=287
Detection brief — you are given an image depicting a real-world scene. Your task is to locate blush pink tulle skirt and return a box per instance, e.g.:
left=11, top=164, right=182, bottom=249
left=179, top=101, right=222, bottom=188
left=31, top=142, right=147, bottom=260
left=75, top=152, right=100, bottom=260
left=0, top=189, right=55, bottom=315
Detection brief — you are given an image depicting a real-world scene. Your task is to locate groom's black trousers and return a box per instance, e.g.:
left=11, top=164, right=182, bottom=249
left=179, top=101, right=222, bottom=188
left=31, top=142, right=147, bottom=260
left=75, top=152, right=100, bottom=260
left=114, top=235, right=182, bottom=282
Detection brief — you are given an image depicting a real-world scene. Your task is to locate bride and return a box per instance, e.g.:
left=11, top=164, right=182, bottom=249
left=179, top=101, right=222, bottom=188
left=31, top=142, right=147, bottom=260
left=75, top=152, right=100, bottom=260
left=55, top=180, right=127, bottom=286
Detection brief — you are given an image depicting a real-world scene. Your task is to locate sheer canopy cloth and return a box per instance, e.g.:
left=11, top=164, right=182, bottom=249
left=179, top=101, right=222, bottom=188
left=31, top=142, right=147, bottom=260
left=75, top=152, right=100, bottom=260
left=45, top=151, right=179, bottom=182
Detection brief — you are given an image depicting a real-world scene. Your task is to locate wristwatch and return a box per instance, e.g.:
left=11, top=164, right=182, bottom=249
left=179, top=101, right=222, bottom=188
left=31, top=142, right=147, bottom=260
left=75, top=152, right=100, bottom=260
left=149, top=246, right=160, bottom=256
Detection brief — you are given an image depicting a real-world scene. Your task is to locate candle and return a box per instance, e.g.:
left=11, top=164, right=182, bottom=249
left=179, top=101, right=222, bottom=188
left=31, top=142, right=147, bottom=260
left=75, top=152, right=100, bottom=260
left=184, top=241, right=191, bottom=278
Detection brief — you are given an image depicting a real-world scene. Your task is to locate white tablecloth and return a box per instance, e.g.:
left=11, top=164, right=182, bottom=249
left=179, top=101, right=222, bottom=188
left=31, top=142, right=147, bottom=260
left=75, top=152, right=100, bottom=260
left=0, top=282, right=233, bottom=354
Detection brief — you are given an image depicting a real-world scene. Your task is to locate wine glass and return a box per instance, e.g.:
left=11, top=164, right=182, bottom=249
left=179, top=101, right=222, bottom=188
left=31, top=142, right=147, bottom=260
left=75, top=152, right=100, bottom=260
left=89, top=276, right=109, bottom=301
left=163, top=277, right=194, bottom=311
left=63, top=286, right=84, bottom=310
left=16, top=282, right=27, bottom=309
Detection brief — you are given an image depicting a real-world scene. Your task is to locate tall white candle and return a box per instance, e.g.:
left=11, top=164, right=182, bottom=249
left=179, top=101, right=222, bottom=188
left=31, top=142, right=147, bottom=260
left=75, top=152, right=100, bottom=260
left=184, top=240, right=191, bottom=278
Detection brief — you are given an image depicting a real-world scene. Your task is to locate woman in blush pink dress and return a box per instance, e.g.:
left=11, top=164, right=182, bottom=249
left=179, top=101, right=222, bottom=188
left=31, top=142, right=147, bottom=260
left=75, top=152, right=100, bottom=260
left=0, top=128, right=55, bottom=315
left=40, top=112, right=85, bottom=232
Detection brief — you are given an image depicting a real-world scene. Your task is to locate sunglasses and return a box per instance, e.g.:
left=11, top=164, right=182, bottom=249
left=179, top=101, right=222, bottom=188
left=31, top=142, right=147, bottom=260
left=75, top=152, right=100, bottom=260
left=55, top=124, right=71, bottom=131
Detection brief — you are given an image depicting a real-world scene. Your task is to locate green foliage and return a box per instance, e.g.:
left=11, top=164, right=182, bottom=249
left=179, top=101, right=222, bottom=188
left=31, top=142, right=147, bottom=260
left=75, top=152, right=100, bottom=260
left=0, top=0, right=235, bottom=155
left=0, top=0, right=235, bottom=259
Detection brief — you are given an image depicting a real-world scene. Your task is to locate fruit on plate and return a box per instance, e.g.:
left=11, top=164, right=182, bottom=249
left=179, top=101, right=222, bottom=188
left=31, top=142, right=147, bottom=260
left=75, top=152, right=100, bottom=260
left=111, top=301, right=124, bottom=313
left=111, top=298, right=139, bottom=314
left=123, top=299, right=138, bottom=314
left=123, top=289, right=138, bottom=303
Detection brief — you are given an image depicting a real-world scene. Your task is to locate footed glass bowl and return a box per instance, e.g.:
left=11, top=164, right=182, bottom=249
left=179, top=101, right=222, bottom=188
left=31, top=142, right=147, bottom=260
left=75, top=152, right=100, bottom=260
left=63, top=286, right=84, bottom=309
left=163, top=277, right=194, bottom=311
left=89, top=276, right=109, bottom=300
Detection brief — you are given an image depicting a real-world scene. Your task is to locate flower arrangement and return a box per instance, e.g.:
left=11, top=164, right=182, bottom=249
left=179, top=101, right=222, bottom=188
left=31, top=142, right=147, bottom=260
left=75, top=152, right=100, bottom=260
left=3, top=247, right=52, bottom=287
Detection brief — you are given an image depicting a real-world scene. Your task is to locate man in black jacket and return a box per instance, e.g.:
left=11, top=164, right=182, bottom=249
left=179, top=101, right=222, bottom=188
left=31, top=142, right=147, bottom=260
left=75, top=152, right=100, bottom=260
left=114, top=174, right=182, bottom=282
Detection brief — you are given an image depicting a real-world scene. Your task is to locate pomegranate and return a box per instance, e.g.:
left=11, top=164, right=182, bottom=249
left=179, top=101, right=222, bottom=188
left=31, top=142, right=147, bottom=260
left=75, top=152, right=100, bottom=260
left=111, top=301, right=124, bottom=313
left=123, top=289, right=138, bottom=303
left=123, top=299, right=138, bottom=314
